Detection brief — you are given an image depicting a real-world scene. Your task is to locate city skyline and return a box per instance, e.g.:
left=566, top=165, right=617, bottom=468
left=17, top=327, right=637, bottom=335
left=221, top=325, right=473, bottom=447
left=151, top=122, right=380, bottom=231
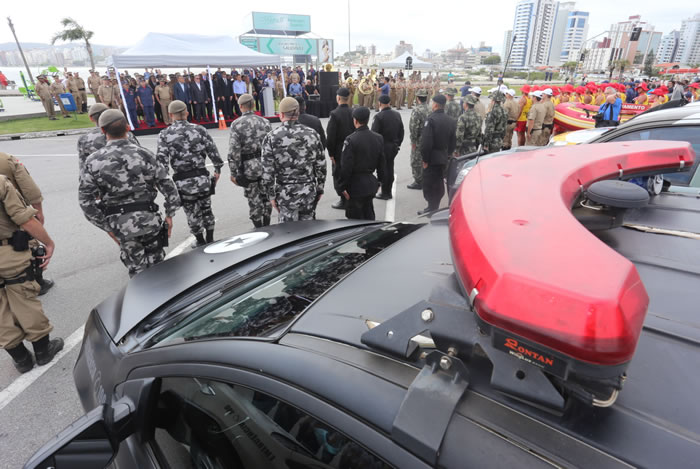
left=1, top=0, right=695, bottom=60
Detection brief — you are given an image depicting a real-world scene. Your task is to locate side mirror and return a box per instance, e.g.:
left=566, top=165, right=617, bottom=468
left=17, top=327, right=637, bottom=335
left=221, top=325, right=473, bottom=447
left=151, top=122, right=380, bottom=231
left=24, top=406, right=117, bottom=469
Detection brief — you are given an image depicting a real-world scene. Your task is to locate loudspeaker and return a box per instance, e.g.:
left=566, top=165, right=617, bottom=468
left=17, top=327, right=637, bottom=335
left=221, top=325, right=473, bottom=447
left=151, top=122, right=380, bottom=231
left=319, top=71, right=339, bottom=102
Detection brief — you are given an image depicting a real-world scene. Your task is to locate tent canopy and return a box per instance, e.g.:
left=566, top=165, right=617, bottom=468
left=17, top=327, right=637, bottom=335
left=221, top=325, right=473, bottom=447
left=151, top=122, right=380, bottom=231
left=379, top=51, right=433, bottom=70
left=110, top=33, right=280, bottom=68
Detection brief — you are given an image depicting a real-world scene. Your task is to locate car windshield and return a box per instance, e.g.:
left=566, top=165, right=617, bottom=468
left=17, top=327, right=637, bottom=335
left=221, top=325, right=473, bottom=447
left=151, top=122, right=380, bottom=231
left=151, top=223, right=421, bottom=346
left=608, top=125, right=700, bottom=186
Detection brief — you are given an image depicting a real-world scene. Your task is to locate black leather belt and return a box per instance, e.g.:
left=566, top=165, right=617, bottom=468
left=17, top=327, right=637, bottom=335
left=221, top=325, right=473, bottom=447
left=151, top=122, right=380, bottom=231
left=79, top=88, right=85, bottom=90
left=531, top=128, right=542, bottom=132
left=173, top=167, right=209, bottom=182
left=104, top=202, right=158, bottom=216
left=543, top=123, right=554, bottom=130
left=507, top=120, right=516, bottom=124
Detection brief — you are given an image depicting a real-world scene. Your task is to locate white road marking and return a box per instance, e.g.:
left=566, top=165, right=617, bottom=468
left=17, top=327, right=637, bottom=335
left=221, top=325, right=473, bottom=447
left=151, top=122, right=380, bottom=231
left=165, top=235, right=195, bottom=260
left=0, top=325, right=85, bottom=412
left=385, top=173, right=397, bottom=222
left=12, top=154, right=75, bottom=157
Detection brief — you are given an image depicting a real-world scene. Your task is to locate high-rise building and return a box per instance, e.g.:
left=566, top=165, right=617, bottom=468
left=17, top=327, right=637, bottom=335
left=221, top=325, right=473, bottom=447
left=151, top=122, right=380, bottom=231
left=657, top=30, right=680, bottom=64
left=549, top=2, right=589, bottom=65
left=510, top=0, right=557, bottom=68
left=394, top=40, right=413, bottom=57
left=503, top=30, right=513, bottom=60
left=676, top=13, right=700, bottom=65
left=369, top=44, right=377, bottom=56
left=582, top=15, right=661, bottom=72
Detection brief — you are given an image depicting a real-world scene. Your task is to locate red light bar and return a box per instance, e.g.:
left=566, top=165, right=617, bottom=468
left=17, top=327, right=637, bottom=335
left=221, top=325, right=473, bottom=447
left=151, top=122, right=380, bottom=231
left=450, top=141, right=695, bottom=366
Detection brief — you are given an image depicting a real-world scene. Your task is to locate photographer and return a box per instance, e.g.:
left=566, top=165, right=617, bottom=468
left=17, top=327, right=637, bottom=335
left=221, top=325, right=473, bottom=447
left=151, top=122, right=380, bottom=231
left=595, top=87, right=622, bottom=128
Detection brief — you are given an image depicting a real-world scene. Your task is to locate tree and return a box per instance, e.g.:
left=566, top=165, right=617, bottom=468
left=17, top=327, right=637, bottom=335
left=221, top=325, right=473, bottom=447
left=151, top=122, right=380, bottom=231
left=482, top=55, right=501, bottom=65
left=643, top=50, right=655, bottom=77
left=51, top=18, right=95, bottom=70
left=562, top=61, right=579, bottom=74
left=615, top=59, right=630, bottom=78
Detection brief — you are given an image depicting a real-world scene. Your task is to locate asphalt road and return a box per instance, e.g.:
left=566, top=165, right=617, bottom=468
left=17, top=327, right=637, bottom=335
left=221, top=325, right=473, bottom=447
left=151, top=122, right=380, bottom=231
left=0, top=109, right=439, bottom=468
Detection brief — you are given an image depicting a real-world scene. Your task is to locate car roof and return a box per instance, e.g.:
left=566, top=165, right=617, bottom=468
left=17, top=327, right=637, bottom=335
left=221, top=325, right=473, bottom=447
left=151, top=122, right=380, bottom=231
left=290, top=191, right=700, bottom=465
left=613, top=103, right=700, bottom=129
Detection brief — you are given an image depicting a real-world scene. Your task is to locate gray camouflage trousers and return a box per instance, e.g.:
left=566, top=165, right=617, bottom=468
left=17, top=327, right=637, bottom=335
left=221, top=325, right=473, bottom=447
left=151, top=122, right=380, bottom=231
left=120, top=236, right=165, bottom=277
left=276, top=183, right=317, bottom=223
left=244, top=181, right=272, bottom=226
left=182, top=195, right=215, bottom=235
left=410, top=146, right=423, bottom=185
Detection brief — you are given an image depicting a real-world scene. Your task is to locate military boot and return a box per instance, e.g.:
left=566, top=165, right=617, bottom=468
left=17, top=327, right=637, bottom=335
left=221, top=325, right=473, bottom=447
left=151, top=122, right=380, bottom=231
left=6, top=343, right=34, bottom=373
left=262, top=215, right=271, bottom=227
left=32, top=336, right=64, bottom=366
left=191, top=232, right=206, bottom=249
left=205, top=229, right=215, bottom=244
left=252, top=219, right=263, bottom=228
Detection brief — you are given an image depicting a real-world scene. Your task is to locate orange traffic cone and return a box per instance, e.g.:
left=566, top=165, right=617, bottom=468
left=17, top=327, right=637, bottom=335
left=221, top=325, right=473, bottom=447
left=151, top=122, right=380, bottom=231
left=218, top=110, right=226, bottom=130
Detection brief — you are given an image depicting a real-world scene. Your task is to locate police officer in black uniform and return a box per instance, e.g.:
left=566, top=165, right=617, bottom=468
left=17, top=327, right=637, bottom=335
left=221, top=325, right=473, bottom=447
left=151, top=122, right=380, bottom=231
left=325, top=87, right=355, bottom=210
left=295, top=97, right=327, bottom=150
left=337, top=107, right=386, bottom=220
left=420, top=94, right=456, bottom=214
left=371, top=94, right=404, bottom=200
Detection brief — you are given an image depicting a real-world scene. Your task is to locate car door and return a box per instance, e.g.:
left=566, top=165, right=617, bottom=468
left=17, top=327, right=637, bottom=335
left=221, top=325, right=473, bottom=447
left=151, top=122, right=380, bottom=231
left=115, top=360, right=428, bottom=469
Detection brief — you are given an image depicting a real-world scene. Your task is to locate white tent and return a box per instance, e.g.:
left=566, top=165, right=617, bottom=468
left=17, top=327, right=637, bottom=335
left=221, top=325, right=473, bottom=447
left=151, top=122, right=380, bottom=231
left=108, top=33, right=282, bottom=129
left=110, top=32, right=280, bottom=68
left=379, top=52, right=434, bottom=70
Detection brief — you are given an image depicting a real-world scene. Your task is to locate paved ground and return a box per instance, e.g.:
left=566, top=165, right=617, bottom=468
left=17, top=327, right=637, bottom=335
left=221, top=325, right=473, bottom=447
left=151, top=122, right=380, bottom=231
left=0, top=95, right=99, bottom=119
left=0, top=109, right=439, bottom=468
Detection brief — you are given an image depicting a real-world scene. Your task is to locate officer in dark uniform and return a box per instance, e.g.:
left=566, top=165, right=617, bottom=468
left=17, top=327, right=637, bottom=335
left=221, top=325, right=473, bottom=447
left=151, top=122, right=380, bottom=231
left=420, top=94, right=456, bottom=214
left=295, top=97, right=327, bottom=149
left=337, top=107, right=386, bottom=220
left=325, top=87, right=355, bottom=210
left=371, top=94, right=404, bottom=199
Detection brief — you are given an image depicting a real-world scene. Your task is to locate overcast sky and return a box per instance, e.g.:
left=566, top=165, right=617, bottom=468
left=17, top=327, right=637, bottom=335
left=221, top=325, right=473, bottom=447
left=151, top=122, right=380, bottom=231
left=2, top=0, right=696, bottom=56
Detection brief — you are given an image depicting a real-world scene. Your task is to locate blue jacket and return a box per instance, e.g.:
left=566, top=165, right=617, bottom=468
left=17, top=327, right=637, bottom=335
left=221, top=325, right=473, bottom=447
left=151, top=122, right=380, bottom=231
left=598, top=98, right=622, bottom=122
left=173, top=82, right=190, bottom=103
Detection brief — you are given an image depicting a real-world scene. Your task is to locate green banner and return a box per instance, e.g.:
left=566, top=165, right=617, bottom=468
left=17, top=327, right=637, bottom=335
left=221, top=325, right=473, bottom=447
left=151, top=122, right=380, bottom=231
left=263, top=38, right=316, bottom=56
left=240, top=37, right=259, bottom=51
left=252, top=12, right=311, bottom=33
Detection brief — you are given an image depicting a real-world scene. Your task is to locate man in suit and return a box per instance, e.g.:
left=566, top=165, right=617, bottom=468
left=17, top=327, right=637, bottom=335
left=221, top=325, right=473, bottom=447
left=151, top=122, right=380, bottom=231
left=371, top=94, right=404, bottom=199
left=325, top=87, right=355, bottom=210
left=173, top=76, right=191, bottom=120
left=189, top=74, right=209, bottom=122
left=218, top=73, right=234, bottom=119
left=337, top=107, right=386, bottom=220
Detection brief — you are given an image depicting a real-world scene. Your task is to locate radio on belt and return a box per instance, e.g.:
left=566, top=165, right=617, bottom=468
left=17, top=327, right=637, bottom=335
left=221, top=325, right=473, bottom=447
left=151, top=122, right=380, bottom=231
left=362, top=140, right=695, bottom=418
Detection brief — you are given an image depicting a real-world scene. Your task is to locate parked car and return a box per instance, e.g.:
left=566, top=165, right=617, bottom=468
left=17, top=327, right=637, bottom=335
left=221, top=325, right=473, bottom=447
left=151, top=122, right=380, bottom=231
left=26, top=142, right=700, bottom=469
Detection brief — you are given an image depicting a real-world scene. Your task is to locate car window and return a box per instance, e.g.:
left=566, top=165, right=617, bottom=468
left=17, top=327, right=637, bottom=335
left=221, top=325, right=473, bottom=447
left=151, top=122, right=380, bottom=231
left=150, top=224, right=420, bottom=346
left=152, top=377, right=392, bottom=469
left=607, top=126, right=700, bottom=186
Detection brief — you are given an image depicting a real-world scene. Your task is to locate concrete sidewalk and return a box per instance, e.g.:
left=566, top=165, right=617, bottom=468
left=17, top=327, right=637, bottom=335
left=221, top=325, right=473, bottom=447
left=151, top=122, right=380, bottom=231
left=0, top=95, right=97, bottom=121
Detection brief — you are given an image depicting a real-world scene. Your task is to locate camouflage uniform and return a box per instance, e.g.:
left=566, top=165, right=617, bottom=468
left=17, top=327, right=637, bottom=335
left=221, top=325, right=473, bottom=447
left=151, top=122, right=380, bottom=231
left=455, top=97, right=483, bottom=156
left=482, top=92, right=508, bottom=154
left=409, top=92, right=430, bottom=185
left=228, top=111, right=273, bottom=227
left=77, top=127, right=140, bottom=179
left=445, top=90, right=461, bottom=120
left=79, top=139, right=181, bottom=277
left=157, top=120, right=223, bottom=241
left=261, top=121, right=326, bottom=223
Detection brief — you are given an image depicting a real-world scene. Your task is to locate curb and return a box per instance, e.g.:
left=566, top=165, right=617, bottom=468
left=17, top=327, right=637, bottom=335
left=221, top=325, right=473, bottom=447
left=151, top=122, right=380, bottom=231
left=0, top=127, right=93, bottom=141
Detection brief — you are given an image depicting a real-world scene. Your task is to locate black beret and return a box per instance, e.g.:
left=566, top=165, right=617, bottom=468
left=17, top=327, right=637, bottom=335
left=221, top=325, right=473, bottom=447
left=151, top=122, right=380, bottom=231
left=337, top=87, right=350, bottom=97
left=432, top=94, right=447, bottom=105
left=378, top=94, right=391, bottom=104
left=352, top=106, right=370, bottom=122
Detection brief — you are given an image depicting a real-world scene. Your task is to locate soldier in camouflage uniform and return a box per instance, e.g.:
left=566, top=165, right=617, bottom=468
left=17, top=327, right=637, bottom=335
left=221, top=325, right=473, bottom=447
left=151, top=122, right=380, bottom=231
left=455, top=95, right=483, bottom=156
left=445, top=88, right=461, bottom=119
left=157, top=100, right=223, bottom=248
left=261, top=97, right=326, bottom=223
left=407, top=89, right=430, bottom=189
left=78, top=103, right=140, bottom=180
left=79, top=110, right=181, bottom=277
left=228, top=94, right=273, bottom=228
left=482, top=91, right=508, bottom=155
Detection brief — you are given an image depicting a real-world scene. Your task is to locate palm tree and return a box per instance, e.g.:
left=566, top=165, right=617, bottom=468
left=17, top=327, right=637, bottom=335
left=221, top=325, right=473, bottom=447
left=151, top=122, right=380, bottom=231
left=51, top=18, right=95, bottom=70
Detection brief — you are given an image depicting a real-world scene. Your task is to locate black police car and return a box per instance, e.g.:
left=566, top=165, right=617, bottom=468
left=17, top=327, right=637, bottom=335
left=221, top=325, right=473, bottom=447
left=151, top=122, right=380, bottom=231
left=26, top=141, right=700, bottom=469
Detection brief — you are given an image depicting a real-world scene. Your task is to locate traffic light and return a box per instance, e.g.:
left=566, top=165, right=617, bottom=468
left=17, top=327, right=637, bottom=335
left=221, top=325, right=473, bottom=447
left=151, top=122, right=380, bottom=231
left=579, top=51, right=586, bottom=62
left=630, top=27, right=642, bottom=42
